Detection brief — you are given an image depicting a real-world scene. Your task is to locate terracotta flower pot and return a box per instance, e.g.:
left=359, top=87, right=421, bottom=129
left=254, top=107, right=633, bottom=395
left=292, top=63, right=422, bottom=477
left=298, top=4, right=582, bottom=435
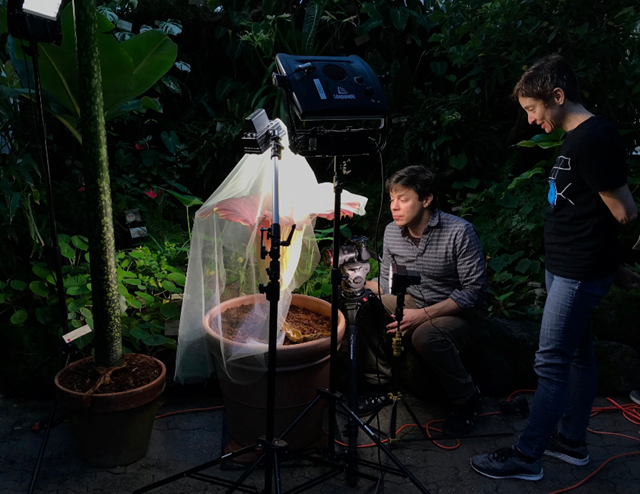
left=54, top=354, right=166, bottom=468
left=204, top=294, right=345, bottom=453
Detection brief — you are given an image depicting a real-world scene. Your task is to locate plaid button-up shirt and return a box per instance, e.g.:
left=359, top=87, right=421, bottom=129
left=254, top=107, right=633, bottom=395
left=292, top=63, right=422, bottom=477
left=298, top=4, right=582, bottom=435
left=378, top=209, right=487, bottom=310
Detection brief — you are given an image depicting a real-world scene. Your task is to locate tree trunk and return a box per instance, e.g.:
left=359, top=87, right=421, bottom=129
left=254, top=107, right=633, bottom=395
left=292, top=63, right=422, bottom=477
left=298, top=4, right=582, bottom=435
left=75, top=0, right=123, bottom=368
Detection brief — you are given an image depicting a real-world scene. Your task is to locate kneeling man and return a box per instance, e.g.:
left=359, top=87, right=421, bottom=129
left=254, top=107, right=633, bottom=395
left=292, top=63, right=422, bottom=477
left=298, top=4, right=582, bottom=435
left=358, top=165, right=487, bottom=436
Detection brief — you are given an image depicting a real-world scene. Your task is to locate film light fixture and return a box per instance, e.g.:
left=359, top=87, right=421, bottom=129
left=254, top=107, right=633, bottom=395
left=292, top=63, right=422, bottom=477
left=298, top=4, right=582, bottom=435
left=273, top=53, right=390, bottom=157
left=23, top=0, right=64, bottom=21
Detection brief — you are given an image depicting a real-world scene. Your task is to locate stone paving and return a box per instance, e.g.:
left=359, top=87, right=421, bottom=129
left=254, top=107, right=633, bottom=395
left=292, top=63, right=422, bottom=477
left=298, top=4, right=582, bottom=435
left=2, top=383, right=639, bottom=494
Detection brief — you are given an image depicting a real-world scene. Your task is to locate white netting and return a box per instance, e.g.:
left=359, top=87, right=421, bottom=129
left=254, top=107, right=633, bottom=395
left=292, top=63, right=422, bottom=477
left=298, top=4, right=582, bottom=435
left=175, top=123, right=367, bottom=384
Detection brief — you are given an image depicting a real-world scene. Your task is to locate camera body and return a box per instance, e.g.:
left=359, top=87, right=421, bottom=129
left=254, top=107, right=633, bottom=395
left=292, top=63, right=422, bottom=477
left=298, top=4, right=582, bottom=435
left=390, top=263, right=421, bottom=295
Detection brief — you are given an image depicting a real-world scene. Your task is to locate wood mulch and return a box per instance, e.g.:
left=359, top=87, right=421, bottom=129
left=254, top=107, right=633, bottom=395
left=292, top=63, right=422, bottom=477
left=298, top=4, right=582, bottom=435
left=220, top=304, right=331, bottom=345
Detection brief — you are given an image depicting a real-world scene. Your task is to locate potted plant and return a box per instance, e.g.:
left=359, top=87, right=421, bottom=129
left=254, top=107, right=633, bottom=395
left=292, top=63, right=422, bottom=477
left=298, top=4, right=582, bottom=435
left=204, top=293, right=345, bottom=455
left=174, top=132, right=366, bottom=459
left=33, top=2, right=178, bottom=467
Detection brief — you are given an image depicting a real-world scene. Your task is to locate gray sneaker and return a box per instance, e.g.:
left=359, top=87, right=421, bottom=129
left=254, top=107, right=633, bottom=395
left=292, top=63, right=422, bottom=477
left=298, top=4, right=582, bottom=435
left=543, top=431, right=589, bottom=466
left=630, top=390, right=640, bottom=406
left=470, top=446, right=543, bottom=481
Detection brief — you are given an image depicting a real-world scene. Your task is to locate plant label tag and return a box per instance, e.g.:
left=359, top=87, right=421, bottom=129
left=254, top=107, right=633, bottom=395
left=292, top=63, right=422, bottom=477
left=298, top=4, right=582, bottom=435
left=165, top=320, right=179, bottom=336
left=62, top=325, right=92, bottom=343
left=130, top=226, right=148, bottom=239
left=633, top=236, right=640, bottom=251
left=124, top=208, right=142, bottom=224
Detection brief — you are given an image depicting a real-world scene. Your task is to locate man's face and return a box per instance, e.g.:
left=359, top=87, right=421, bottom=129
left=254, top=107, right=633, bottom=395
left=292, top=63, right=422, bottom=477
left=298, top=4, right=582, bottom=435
left=389, top=186, right=431, bottom=228
left=518, top=96, right=564, bottom=133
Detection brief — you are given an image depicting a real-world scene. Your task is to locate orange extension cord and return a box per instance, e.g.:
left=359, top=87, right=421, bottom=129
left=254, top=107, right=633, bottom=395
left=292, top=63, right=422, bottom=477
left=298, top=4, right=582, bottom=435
left=152, top=390, right=640, bottom=494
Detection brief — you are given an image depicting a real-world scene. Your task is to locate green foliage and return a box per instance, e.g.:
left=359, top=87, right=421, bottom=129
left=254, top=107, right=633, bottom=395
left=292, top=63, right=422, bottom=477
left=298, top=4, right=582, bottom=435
left=7, top=4, right=177, bottom=143
left=0, top=235, right=186, bottom=354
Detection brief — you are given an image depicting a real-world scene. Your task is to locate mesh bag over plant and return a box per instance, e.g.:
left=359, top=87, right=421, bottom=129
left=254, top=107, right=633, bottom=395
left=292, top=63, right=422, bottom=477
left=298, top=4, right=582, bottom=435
left=175, top=124, right=367, bottom=384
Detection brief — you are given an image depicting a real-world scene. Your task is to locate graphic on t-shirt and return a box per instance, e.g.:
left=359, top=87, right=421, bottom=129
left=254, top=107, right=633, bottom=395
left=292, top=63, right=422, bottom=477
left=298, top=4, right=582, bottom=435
left=548, top=156, right=575, bottom=207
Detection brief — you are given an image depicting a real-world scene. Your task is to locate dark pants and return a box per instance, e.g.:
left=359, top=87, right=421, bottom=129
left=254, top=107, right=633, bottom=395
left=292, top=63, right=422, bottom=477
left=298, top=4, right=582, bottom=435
left=357, top=294, right=483, bottom=405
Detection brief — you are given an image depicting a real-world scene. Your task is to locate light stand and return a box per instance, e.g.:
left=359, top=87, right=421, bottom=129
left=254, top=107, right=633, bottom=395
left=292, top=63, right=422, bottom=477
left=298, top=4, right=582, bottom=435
left=134, top=116, right=295, bottom=494
left=7, top=3, right=80, bottom=494
left=361, top=285, right=431, bottom=443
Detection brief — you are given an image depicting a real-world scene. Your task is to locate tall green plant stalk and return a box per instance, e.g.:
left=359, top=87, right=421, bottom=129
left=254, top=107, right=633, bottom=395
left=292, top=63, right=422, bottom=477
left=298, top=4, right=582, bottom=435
left=75, top=0, right=123, bottom=368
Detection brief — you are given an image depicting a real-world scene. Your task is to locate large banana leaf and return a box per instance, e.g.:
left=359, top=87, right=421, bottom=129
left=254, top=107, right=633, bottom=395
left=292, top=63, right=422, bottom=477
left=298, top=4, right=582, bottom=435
left=11, top=4, right=176, bottom=127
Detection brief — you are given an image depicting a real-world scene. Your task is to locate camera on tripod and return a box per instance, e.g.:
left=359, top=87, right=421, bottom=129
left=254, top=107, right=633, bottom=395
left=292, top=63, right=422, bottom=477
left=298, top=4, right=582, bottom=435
left=323, top=236, right=374, bottom=298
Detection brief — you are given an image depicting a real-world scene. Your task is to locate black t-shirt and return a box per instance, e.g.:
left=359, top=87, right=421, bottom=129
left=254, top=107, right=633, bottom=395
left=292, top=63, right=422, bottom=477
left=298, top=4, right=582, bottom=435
left=544, top=115, right=628, bottom=280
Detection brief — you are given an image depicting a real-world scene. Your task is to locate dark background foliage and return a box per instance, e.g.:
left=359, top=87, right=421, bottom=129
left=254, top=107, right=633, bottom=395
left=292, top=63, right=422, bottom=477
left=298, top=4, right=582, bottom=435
left=1, top=0, right=639, bottom=388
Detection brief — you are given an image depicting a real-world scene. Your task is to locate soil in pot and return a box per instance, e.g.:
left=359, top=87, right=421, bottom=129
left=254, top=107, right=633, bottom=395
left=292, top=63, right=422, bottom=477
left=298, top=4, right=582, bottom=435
left=220, top=304, right=331, bottom=344
left=57, top=353, right=162, bottom=395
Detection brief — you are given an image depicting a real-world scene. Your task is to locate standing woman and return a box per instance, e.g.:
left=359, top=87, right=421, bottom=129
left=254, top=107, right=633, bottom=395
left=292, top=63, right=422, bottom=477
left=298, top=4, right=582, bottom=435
left=471, top=54, right=639, bottom=481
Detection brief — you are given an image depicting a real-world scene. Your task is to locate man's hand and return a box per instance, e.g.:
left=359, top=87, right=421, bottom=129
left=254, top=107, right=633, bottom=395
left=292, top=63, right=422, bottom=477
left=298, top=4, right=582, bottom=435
left=386, top=308, right=429, bottom=336
left=365, top=279, right=380, bottom=293
left=614, top=266, right=640, bottom=290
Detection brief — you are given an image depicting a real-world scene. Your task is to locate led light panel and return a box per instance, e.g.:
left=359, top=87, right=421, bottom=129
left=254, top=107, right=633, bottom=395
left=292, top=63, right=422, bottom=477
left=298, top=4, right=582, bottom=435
left=23, top=0, right=63, bottom=21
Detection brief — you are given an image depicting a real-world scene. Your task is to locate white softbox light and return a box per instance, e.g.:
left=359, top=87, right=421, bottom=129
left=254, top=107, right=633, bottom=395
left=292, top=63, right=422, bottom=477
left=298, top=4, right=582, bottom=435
left=23, top=0, right=63, bottom=21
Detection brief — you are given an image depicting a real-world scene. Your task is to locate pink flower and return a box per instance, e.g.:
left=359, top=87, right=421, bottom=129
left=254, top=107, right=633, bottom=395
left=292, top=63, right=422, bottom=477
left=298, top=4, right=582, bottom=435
left=135, top=142, right=149, bottom=151
left=78, top=187, right=85, bottom=192
left=144, top=189, right=157, bottom=199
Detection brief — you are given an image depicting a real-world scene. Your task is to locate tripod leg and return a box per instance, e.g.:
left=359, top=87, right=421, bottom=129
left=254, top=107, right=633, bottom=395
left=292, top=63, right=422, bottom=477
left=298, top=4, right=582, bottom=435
left=263, top=449, right=272, bottom=494
left=28, top=399, right=58, bottom=494
left=338, top=402, right=430, bottom=494
left=273, top=450, right=282, bottom=494
left=400, top=397, right=430, bottom=439
left=278, top=394, right=321, bottom=441
left=389, top=398, right=398, bottom=441
left=224, top=451, right=266, bottom=494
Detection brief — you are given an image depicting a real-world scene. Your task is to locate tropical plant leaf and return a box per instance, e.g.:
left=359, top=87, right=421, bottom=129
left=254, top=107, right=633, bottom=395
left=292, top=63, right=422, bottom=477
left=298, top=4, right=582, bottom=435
left=68, top=298, right=86, bottom=313
left=11, top=310, right=27, bottom=325
left=10, top=280, right=27, bottom=290
left=164, top=189, right=203, bottom=207
left=135, top=291, right=155, bottom=303
left=130, top=328, right=149, bottom=340
left=59, top=243, right=75, bottom=259
left=71, top=235, right=89, bottom=250
left=161, top=280, right=182, bottom=293
left=29, top=281, right=50, bottom=297
left=166, top=272, right=186, bottom=286
left=64, top=276, right=88, bottom=288
left=145, top=334, right=168, bottom=346
left=67, top=286, right=92, bottom=295
left=32, top=264, right=50, bottom=278
left=160, top=302, right=180, bottom=318
left=302, top=0, right=325, bottom=55
left=390, top=7, right=410, bottom=31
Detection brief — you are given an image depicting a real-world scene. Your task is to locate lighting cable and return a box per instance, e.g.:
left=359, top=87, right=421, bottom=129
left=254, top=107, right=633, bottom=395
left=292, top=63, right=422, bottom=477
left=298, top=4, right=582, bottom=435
left=327, top=389, right=640, bottom=494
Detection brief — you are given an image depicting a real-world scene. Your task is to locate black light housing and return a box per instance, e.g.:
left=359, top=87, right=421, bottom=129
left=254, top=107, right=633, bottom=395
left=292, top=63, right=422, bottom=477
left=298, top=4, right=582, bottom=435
left=273, top=53, right=389, bottom=157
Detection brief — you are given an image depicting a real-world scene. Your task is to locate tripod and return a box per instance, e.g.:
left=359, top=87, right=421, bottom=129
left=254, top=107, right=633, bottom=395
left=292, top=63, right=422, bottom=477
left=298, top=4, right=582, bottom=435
left=12, top=34, right=85, bottom=494
left=361, top=289, right=431, bottom=442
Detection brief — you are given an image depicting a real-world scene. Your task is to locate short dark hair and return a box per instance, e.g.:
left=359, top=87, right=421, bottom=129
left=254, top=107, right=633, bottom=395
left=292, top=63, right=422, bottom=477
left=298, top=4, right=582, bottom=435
left=386, top=165, right=437, bottom=212
left=512, top=54, right=581, bottom=104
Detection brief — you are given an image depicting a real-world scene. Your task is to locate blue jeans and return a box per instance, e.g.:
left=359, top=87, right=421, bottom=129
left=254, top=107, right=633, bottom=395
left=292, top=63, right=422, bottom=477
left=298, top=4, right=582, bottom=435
left=517, top=270, right=614, bottom=459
